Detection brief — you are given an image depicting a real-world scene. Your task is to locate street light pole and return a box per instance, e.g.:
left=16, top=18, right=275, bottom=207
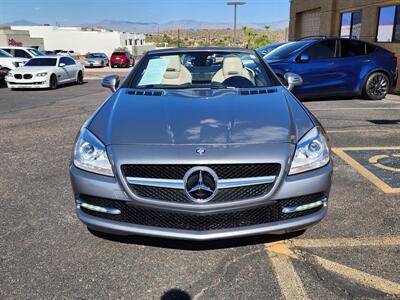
left=227, top=2, right=246, bottom=45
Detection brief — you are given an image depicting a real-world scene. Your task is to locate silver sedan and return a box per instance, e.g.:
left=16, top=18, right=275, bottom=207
left=83, top=53, right=109, bottom=68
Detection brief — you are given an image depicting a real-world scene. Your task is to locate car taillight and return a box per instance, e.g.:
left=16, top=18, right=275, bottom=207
left=393, top=56, right=398, bottom=64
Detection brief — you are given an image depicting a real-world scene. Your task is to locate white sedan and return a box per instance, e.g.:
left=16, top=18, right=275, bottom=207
left=5, top=56, right=84, bottom=89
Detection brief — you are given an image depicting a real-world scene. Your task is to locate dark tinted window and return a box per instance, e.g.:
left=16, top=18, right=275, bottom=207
left=59, top=57, right=68, bottom=65
left=303, top=40, right=336, bottom=60
left=264, top=41, right=310, bottom=60
left=340, top=39, right=366, bottom=57
left=25, top=58, right=57, bottom=66
left=65, top=57, right=76, bottom=65
left=2, top=48, right=12, bottom=54
left=15, top=49, right=32, bottom=58
left=112, top=52, right=126, bottom=56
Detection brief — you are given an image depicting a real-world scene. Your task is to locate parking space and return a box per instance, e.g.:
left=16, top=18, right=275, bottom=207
left=0, top=83, right=399, bottom=299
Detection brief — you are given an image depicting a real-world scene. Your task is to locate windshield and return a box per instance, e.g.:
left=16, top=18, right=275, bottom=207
left=257, top=43, right=285, bottom=56
left=27, top=49, right=45, bottom=56
left=265, top=41, right=310, bottom=60
left=25, top=58, right=57, bottom=66
left=0, top=49, right=12, bottom=58
left=131, top=51, right=273, bottom=89
left=86, top=53, right=104, bottom=58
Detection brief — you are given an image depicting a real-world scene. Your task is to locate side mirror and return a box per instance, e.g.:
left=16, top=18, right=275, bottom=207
left=284, top=73, right=303, bottom=91
left=59, top=63, right=66, bottom=67
left=102, top=74, right=120, bottom=92
left=298, top=54, right=310, bottom=63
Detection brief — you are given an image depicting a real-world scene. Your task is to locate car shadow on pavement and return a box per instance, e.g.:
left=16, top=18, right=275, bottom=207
left=8, top=81, right=88, bottom=91
left=300, top=95, right=367, bottom=102
left=87, top=228, right=305, bottom=250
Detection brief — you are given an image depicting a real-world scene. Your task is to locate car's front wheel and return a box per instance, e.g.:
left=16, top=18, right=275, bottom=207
left=49, top=74, right=58, bottom=90
left=364, top=72, right=390, bottom=100
left=76, top=71, right=83, bottom=85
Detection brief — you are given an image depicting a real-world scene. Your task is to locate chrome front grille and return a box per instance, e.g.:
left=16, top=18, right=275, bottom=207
left=121, top=164, right=280, bottom=204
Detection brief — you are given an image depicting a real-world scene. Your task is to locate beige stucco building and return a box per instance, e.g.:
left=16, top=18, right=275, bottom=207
left=289, top=0, right=400, bottom=90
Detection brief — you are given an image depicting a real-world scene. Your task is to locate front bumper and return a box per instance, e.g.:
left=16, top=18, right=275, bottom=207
left=77, top=205, right=327, bottom=240
left=111, top=61, right=129, bottom=67
left=6, top=77, right=49, bottom=89
left=70, top=162, right=332, bottom=240
left=84, top=61, right=105, bottom=67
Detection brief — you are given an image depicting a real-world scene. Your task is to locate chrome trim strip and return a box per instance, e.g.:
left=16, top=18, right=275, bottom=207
left=218, top=176, right=276, bottom=189
left=126, top=177, right=184, bottom=189
left=282, top=198, right=327, bottom=214
left=126, top=175, right=276, bottom=190
left=76, top=200, right=121, bottom=215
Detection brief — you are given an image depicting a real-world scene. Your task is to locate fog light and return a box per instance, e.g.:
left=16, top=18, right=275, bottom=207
left=282, top=198, right=326, bottom=214
left=76, top=200, right=121, bottom=215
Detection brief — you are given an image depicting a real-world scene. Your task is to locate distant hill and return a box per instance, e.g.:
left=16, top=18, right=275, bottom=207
left=1, top=19, right=288, bottom=33
left=1, top=19, right=39, bottom=26
left=81, top=19, right=289, bottom=33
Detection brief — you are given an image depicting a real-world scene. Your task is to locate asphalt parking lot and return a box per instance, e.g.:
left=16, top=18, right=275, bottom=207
left=1, top=78, right=399, bottom=299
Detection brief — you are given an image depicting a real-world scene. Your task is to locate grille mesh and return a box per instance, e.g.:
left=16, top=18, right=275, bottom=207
left=79, top=193, right=325, bottom=231
left=121, top=164, right=280, bottom=180
left=130, top=184, right=272, bottom=203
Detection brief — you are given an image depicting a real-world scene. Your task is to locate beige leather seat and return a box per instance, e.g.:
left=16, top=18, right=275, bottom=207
left=161, top=55, right=192, bottom=85
left=212, top=56, right=252, bottom=83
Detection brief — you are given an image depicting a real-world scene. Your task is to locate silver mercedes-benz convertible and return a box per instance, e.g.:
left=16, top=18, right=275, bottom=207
left=69, top=47, right=332, bottom=240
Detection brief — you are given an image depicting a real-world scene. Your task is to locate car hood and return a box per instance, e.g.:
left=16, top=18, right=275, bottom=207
left=89, top=87, right=314, bottom=146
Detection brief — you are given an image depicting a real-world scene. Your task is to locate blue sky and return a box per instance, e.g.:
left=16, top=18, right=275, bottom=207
left=0, top=0, right=290, bottom=25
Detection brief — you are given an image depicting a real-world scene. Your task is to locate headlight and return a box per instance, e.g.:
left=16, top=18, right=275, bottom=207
left=36, top=72, right=48, bottom=77
left=289, top=127, right=330, bottom=175
left=5, top=72, right=13, bottom=77
left=73, top=128, right=114, bottom=177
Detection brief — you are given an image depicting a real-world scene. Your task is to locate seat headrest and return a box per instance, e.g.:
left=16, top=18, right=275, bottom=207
left=222, top=56, right=245, bottom=76
left=164, top=55, right=182, bottom=79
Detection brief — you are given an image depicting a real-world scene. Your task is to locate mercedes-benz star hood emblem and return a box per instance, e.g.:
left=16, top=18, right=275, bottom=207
left=184, top=167, right=218, bottom=203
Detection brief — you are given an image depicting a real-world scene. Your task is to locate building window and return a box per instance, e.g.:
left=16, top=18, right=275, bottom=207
left=340, top=11, right=362, bottom=39
left=377, top=6, right=400, bottom=42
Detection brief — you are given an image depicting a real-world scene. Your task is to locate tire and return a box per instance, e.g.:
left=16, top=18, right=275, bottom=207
left=76, top=71, right=83, bottom=85
left=49, top=74, right=58, bottom=90
left=363, top=72, right=390, bottom=100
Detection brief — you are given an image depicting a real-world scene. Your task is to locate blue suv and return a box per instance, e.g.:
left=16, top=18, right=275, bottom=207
left=264, top=37, right=398, bottom=100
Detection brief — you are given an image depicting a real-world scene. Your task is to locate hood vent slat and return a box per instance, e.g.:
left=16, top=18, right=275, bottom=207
left=127, top=90, right=164, bottom=96
left=239, top=88, right=277, bottom=96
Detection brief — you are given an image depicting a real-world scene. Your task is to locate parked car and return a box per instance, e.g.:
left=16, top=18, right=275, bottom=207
left=0, top=49, right=28, bottom=70
left=0, top=65, right=9, bottom=86
left=84, top=53, right=109, bottom=68
left=264, top=37, right=398, bottom=100
left=110, top=51, right=134, bottom=68
left=56, top=50, right=80, bottom=58
left=256, top=42, right=287, bottom=58
left=0, top=46, right=45, bottom=59
left=70, top=47, right=332, bottom=240
left=5, top=56, right=84, bottom=90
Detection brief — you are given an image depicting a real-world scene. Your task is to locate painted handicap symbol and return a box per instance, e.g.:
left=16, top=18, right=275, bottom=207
left=369, top=153, right=400, bottom=173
